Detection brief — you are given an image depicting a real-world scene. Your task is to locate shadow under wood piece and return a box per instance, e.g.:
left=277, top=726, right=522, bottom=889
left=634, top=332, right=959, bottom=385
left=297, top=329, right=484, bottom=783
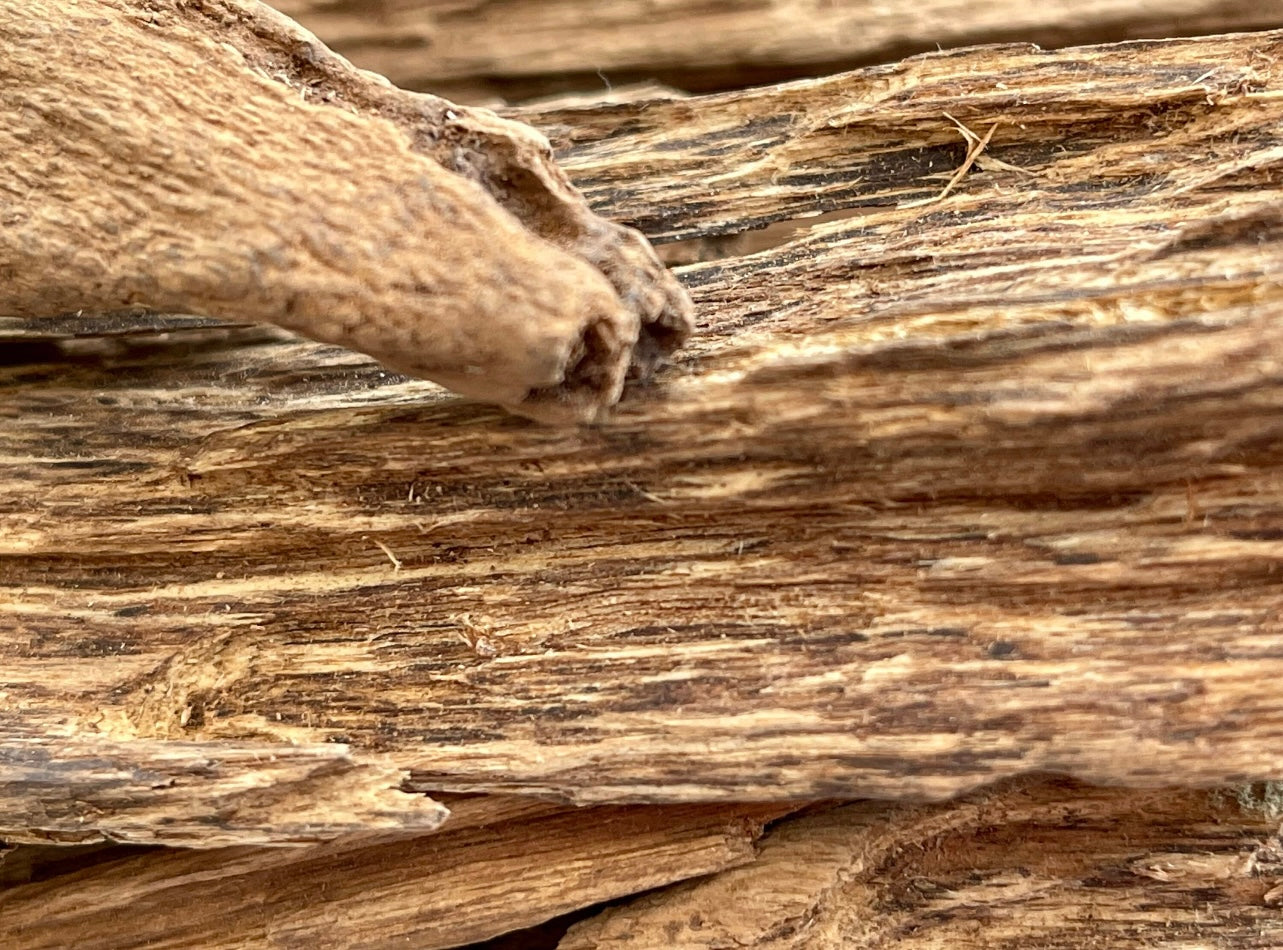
left=0, top=0, right=691, bottom=422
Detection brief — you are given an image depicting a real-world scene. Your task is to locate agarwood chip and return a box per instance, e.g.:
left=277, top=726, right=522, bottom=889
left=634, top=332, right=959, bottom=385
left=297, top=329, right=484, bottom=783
left=0, top=0, right=692, bottom=422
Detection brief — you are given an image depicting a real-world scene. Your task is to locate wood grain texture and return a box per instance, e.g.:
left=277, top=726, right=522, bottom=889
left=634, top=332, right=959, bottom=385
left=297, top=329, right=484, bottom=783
left=0, top=802, right=784, bottom=950
left=4, top=31, right=1283, bottom=840
left=272, top=0, right=1283, bottom=99
left=0, top=737, right=445, bottom=847
left=0, top=0, right=692, bottom=422
left=560, top=778, right=1283, bottom=949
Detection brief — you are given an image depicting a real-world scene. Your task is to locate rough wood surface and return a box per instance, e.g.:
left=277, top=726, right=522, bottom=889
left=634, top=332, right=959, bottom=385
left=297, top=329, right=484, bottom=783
left=0, top=802, right=784, bottom=949
left=0, top=0, right=692, bottom=422
left=560, top=778, right=1283, bottom=949
left=272, top=0, right=1283, bottom=99
left=0, top=737, right=445, bottom=847
left=5, top=30, right=1283, bottom=841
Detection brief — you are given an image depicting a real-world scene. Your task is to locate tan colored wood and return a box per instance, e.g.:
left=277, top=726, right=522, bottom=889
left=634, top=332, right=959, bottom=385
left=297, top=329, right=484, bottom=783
left=0, top=737, right=445, bottom=847
left=519, top=30, right=1283, bottom=243
left=560, top=779, right=1283, bottom=949
left=4, top=30, right=1283, bottom=841
left=272, top=0, right=1282, bottom=98
left=0, top=803, right=784, bottom=950
left=0, top=0, right=691, bottom=422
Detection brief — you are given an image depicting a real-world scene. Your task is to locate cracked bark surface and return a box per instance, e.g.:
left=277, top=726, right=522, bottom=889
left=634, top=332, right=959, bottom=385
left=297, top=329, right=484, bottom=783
left=0, top=0, right=692, bottom=422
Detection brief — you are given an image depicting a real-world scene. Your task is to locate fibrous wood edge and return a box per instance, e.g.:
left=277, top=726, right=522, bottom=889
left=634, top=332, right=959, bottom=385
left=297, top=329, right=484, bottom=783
left=2, top=32, right=1283, bottom=838
left=517, top=30, right=1283, bottom=242
left=272, top=0, right=1280, bottom=101
left=560, top=778, right=1283, bottom=950
left=0, top=802, right=785, bottom=950
left=0, top=738, right=445, bottom=847
left=0, top=0, right=691, bottom=422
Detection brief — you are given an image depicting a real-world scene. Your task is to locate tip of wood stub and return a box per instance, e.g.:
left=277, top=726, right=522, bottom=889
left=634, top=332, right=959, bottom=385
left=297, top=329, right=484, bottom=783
left=511, top=266, right=695, bottom=425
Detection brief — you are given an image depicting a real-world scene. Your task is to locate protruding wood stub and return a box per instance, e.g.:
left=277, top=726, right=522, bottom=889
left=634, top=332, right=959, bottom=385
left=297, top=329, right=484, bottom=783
left=0, top=0, right=693, bottom=422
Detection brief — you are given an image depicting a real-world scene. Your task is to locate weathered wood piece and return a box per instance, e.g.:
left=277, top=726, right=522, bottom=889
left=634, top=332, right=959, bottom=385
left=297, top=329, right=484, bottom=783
left=560, top=779, right=1283, bottom=949
left=0, top=0, right=691, bottom=422
left=4, top=31, right=1283, bottom=841
left=0, top=802, right=784, bottom=949
left=273, top=0, right=1283, bottom=98
left=0, top=737, right=445, bottom=847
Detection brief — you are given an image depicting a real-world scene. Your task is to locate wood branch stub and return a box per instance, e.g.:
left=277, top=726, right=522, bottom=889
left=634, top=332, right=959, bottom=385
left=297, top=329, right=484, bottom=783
left=0, top=803, right=784, bottom=950
left=3, top=31, right=1283, bottom=839
left=560, top=778, right=1283, bottom=949
left=0, top=0, right=692, bottom=422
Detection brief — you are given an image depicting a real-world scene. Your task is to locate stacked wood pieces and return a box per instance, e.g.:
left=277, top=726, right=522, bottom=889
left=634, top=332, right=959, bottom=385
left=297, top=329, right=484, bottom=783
left=3, top=782, right=1282, bottom=948
left=3, top=3, right=1283, bottom=948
